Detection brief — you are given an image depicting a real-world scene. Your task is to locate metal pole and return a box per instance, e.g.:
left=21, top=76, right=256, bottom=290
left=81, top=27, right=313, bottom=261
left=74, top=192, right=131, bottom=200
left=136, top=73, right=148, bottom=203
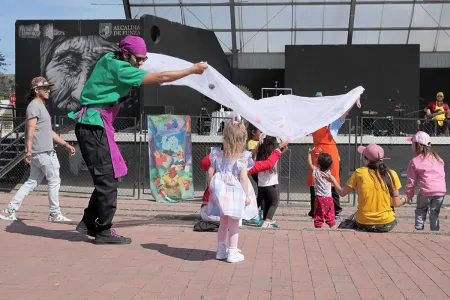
left=353, top=116, right=359, bottom=207
left=229, top=0, right=239, bottom=84
left=138, top=113, right=143, bottom=199
left=347, top=0, right=356, bottom=44
left=133, top=117, right=137, bottom=198
left=122, top=0, right=132, bottom=19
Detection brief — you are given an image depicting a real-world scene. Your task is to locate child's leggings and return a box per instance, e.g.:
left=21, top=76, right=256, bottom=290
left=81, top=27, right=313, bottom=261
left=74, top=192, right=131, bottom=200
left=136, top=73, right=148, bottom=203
left=218, top=216, right=240, bottom=248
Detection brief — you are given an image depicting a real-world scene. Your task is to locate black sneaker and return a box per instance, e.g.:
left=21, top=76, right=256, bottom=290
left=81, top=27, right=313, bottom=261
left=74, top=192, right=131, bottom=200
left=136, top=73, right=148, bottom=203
left=75, top=220, right=96, bottom=238
left=93, top=229, right=132, bottom=245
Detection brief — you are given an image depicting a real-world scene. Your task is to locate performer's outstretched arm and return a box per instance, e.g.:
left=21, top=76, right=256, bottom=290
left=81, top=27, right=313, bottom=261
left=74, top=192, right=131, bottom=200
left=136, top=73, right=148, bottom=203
left=142, top=63, right=208, bottom=85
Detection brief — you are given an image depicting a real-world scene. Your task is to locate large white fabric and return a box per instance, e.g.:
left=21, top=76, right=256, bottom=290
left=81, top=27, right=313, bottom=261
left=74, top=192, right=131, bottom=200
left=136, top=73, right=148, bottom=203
left=141, top=53, right=364, bottom=141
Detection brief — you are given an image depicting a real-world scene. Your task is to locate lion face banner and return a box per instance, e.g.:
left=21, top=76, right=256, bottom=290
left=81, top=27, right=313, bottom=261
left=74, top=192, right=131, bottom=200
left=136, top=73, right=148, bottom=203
left=148, top=115, right=194, bottom=203
left=141, top=53, right=364, bottom=141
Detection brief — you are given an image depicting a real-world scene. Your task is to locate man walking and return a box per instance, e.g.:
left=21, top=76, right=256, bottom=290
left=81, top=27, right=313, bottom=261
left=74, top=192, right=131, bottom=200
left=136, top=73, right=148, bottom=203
left=0, top=77, right=75, bottom=221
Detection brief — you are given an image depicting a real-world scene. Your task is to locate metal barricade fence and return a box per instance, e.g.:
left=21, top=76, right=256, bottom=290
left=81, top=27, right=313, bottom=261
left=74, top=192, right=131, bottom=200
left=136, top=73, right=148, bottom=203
left=0, top=116, right=27, bottom=193
left=138, top=116, right=355, bottom=204
left=0, top=116, right=137, bottom=197
left=359, top=116, right=450, bottom=204
left=285, top=118, right=353, bottom=204
left=8, top=115, right=450, bottom=205
left=360, top=116, right=419, bottom=200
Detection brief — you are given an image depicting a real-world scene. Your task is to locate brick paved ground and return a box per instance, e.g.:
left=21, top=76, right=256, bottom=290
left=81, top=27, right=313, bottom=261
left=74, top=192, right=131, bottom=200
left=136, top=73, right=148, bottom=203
left=1, top=193, right=450, bottom=299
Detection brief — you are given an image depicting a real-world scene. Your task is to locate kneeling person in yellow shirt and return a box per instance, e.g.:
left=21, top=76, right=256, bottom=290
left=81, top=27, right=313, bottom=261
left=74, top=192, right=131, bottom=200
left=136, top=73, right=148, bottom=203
left=324, top=144, right=407, bottom=232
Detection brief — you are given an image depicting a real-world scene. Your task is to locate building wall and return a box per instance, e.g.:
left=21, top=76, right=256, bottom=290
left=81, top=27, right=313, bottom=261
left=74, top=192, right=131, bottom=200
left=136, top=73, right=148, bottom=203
left=237, top=52, right=450, bottom=69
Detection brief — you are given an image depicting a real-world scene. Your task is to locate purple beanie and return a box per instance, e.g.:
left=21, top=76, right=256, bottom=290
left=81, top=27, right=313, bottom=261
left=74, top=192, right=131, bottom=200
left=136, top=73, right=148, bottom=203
left=118, top=36, right=147, bottom=55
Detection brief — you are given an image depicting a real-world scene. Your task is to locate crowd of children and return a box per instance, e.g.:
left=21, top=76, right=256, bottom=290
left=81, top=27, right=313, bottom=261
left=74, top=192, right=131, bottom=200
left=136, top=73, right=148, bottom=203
left=203, top=114, right=446, bottom=262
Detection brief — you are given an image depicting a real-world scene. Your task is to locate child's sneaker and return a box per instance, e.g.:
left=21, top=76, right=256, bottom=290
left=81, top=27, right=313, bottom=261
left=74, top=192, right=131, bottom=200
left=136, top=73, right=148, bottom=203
left=216, top=244, right=228, bottom=260
left=48, top=213, right=72, bottom=222
left=227, top=248, right=244, bottom=263
left=0, top=209, right=17, bottom=221
left=261, top=221, right=277, bottom=228
left=247, top=217, right=260, bottom=224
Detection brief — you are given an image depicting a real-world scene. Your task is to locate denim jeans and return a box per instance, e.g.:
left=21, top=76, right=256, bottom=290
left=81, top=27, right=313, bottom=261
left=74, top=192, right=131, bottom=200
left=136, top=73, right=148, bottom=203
left=415, top=195, right=444, bottom=231
left=8, top=151, right=61, bottom=215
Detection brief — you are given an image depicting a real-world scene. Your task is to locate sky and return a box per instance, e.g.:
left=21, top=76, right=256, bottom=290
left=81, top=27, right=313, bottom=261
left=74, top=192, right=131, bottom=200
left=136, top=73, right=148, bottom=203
left=0, top=0, right=125, bottom=74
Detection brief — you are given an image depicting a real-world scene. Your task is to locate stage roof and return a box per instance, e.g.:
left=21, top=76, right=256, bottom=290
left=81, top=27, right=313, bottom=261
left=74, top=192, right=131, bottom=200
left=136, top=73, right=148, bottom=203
left=121, top=1, right=450, bottom=54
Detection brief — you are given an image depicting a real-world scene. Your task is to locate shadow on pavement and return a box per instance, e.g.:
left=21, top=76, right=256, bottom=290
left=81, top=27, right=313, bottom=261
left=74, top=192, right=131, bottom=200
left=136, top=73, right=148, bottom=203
left=141, top=243, right=215, bottom=262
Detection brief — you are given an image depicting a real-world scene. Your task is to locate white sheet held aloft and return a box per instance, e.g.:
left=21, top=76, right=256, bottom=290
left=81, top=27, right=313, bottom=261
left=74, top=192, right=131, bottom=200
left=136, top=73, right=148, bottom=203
left=141, top=53, right=364, bottom=141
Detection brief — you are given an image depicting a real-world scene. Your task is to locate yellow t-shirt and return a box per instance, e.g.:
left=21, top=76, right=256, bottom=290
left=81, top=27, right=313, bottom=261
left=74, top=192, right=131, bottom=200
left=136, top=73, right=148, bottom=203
left=346, top=166, right=401, bottom=225
left=247, top=140, right=259, bottom=150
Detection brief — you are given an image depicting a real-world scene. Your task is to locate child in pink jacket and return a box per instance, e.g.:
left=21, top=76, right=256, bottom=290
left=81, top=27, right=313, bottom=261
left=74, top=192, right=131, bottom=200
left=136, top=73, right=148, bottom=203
left=406, top=131, right=446, bottom=231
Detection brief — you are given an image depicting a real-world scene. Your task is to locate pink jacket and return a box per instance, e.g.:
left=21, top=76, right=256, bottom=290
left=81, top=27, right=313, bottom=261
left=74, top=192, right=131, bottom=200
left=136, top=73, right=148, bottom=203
left=406, top=154, right=446, bottom=198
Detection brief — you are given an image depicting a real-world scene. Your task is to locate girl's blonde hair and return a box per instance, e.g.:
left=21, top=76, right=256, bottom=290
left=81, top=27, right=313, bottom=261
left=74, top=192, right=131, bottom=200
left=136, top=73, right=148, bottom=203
left=223, top=122, right=247, bottom=159
left=413, top=142, right=443, bottom=163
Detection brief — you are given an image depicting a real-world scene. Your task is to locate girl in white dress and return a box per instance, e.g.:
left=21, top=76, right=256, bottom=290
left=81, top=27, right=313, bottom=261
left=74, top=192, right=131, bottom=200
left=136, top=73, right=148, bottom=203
left=205, top=121, right=258, bottom=263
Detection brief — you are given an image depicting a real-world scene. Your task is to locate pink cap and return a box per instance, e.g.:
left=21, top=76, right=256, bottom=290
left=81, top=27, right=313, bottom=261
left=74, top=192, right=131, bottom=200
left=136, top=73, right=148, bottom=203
left=357, top=144, right=389, bottom=162
left=406, top=131, right=431, bottom=146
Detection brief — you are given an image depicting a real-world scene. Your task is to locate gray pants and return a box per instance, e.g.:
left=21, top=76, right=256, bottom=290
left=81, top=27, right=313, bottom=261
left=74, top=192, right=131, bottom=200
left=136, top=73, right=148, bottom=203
left=7, top=151, right=61, bottom=215
left=415, top=195, right=444, bottom=231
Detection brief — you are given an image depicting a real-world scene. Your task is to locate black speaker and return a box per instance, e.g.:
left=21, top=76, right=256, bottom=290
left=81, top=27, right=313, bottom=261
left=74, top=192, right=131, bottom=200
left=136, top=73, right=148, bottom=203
left=143, top=105, right=174, bottom=115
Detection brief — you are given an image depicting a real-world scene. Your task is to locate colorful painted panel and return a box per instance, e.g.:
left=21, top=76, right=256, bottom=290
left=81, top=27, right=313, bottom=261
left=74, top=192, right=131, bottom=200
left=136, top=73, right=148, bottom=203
left=148, top=115, right=194, bottom=202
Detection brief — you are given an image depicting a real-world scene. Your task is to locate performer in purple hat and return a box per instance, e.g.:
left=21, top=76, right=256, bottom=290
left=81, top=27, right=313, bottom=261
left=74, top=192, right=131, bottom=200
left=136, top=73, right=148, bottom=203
left=69, top=36, right=208, bottom=245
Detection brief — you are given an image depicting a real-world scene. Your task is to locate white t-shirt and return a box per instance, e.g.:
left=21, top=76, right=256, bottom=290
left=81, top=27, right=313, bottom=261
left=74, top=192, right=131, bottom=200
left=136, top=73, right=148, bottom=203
left=258, top=167, right=279, bottom=187
left=313, top=167, right=332, bottom=197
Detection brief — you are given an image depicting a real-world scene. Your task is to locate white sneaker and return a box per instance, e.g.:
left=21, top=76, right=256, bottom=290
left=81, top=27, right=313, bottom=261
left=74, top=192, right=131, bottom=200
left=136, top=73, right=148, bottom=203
left=227, top=248, right=244, bottom=263
left=48, top=214, right=72, bottom=222
left=216, top=245, right=228, bottom=260
left=0, top=209, right=17, bottom=221
left=261, top=221, right=277, bottom=228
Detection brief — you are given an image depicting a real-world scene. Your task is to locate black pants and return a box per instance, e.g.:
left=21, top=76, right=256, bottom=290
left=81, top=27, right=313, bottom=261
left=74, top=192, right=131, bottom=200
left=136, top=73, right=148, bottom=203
left=251, top=173, right=263, bottom=210
left=75, top=123, right=118, bottom=233
left=309, top=186, right=342, bottom=217
left=259, top=185, right=279, bottom=220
